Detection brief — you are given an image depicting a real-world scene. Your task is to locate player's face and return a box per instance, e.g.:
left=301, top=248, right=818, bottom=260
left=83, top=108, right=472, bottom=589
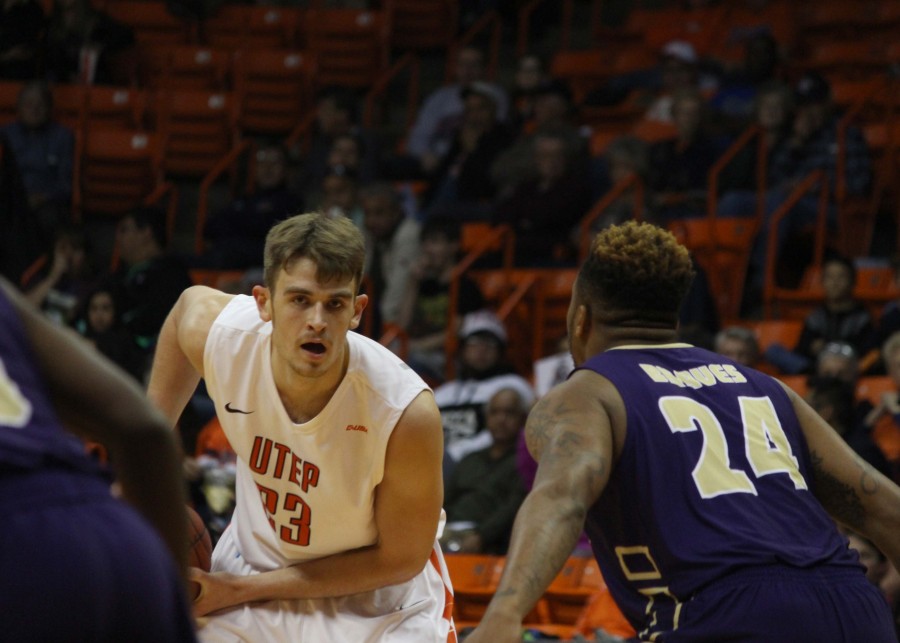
left=257, top=257, right=367, bottom=380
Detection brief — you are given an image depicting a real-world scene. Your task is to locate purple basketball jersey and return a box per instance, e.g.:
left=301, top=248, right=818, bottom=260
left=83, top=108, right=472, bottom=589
left=0, top=288, right=100, bottom=473
left=580, top=344, right=862, bottom=640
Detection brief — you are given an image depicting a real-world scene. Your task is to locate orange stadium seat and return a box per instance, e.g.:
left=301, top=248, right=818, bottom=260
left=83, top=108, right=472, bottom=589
left=573, top=587, right=637, bottom=640
left=150, top=45, right=232, bottom=91
left=0, top=81, right=23, bottom=127
left=443, top=554, right=500, bottom=626
left=105, top=1, right=194, bottom=46
left=304, top=8, right=389, bottom=89
left=86, top=86, right=146, bottom=130
left=385, top=0, right=457, bottom=52
left=805, top=42, right=887, bottom=81
left=74, top=128, right=164, bottom=217
left=154, top=89, right=239, bottom=178
left=202, top=5, right=302, bottom=50
left=233, top=49, right=315, bottom=136
left=748, top=319, right=804, bottom=355
left=550, top=49, right=610, bottom=105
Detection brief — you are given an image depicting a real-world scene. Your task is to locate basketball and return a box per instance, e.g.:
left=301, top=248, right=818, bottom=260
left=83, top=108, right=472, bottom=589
left=186, top=505, right=212, bottom=601
left=187, top=504, right=212, bottom=571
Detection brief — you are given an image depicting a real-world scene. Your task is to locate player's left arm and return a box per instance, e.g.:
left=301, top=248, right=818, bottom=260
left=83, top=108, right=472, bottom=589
left=192, top=390, right=443, bottom=614
left=784, top=383, right=900, bottom=573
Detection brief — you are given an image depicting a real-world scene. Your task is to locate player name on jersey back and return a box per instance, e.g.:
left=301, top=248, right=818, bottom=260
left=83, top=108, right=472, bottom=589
left=639, top=362, right=748, bottom=389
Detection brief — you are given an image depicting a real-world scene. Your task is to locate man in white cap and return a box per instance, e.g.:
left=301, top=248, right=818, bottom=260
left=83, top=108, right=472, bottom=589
left=433, top=310, right=535, bottom=477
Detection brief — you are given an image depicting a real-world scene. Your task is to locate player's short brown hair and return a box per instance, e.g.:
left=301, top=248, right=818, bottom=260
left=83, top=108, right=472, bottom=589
left=576, top=221, right=694, bottom=326
left=263, top=212, right=365, bottom=291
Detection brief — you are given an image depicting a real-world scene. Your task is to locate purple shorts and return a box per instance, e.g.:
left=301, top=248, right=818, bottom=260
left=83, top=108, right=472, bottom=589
left=666, top=564, right=896, bottom=642
left=0, top=467, right=196, bottom=642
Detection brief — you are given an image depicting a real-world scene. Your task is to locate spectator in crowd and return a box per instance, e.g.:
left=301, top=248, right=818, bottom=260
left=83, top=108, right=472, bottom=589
left=532, top=334, right=574, bottom=398
left=862, top=331, right=900, bottom=474
left=44, top=0, right=134, bottom=85
left=717, top=80, right=794, bottom=197
left=588, top=135, right=651, bottom=230
left=442, top=387, right=529, bottom=555
left=198, top=144, right=301, bottom=270
left=506, top=53, right=547, bottom=137
left=423, top=82, right=512, bottom=220
left=75, top=283, right=145, bottom=382
left=647, top=87, right=721, bottom=223
left=870, top=255, right=900, bottom=373
left=360, top=182, right=420, bottom=330
left=326, top=133, right=371, bottom=185
left=406, top=46, right=508, bottom=174
left=0, top=132, right=44, bottom=283
left=396, top=215, right=484, bottom=384
left=740, top=72, right=872, bottom=292
left=317, top=164, right=364, bottom=230
left=814, top=341, right=861, bottom=385
left=643, top=40, right=716, bottom=124
left=529, top=78, right=579, bottom=135
left=493, top=125, right=592, bottom=266
left=766, top=256, right=875, bottom=374
left=434, top=310, right=534, bottom=470
left=0, top=81, right=75, bottom=234
left=810, top=340, right=883, bottom=433
left=23, top=224, right=98, bottom=326
left=708, top=32, right=781, bottom=134
left=807, top=376, right=891, bottom=480
left=0, top=0, right=45, bottom=80
left=493, top=78, right=585, bottom=196
left=294, top=87, right=380, bottom=199
left=713, top=325, right=760, bottom=367
left=111, top=207, right=192, bottom=351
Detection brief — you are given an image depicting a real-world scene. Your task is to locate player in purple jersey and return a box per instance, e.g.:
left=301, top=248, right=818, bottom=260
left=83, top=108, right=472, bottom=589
left=0, top=276, right=196, bottom=642
left=467, top=221, right=900, bottom=642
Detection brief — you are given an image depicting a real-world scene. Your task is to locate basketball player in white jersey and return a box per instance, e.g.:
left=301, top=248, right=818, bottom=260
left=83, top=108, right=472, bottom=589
left=147, top=213, right=456, bottom=642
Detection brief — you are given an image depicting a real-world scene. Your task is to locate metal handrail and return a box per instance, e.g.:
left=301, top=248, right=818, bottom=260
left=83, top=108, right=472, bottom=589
left=445, top=224, right=515, bottom=380
left=194, top=139, right=256, bottom=254
left=362, top=52, right=421, bottom=131
left=762, top=170, right=828, bottom=319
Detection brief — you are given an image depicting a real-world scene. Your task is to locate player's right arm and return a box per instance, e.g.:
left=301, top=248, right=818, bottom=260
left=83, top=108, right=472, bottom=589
left=784, top=384, right=900, bottom=572
left=466, top=370, right=615, bottom=643
left=147, top=285, right=233, bottom=426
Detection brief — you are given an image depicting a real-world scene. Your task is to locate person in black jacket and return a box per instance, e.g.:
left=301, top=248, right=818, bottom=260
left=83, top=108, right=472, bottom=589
left=111, top=207, right=192, bottom=352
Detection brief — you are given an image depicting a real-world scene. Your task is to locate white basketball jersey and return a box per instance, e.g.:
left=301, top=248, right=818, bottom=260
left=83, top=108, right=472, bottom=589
left=204, top=295, right=429, bottom=571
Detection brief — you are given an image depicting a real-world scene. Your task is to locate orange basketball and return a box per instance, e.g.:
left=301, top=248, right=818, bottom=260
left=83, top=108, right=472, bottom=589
left=186, top=505, right=212, bottom=572
left=186, top=505, right=212, bottom=601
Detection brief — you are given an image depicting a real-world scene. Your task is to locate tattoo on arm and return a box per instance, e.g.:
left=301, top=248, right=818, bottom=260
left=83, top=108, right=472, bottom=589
left=809, top=450, right=866, bottom=530
left=525, top=397, right=580, bottom=460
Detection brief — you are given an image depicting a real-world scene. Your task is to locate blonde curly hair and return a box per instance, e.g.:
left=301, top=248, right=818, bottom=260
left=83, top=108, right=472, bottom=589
left=577, top=221, right=695, bottom=326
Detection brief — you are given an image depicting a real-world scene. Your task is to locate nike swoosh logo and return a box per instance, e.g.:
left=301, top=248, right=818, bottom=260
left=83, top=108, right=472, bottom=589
left=224, top=403, right=254, bottom=414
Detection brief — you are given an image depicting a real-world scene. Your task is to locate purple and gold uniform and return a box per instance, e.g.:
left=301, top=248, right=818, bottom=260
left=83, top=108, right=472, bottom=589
left=581, top=343, right=895, bottom=642
left=0, top=289, right=196, bottom=642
